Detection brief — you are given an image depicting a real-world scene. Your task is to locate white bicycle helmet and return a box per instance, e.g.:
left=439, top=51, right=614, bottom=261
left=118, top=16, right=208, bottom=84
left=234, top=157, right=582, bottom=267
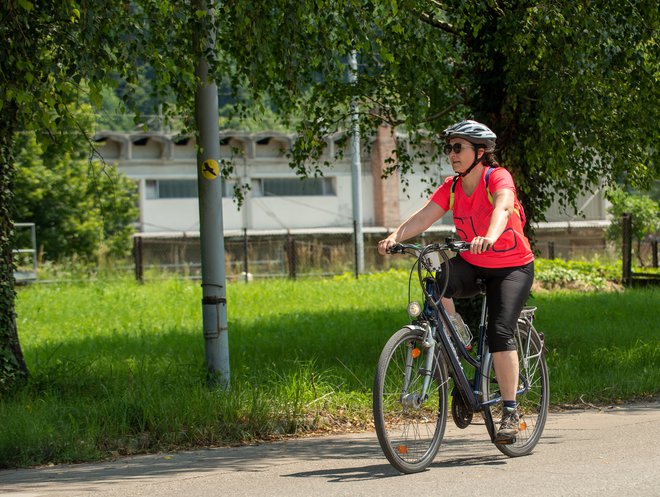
left=443, top=120, right=497, bottom=152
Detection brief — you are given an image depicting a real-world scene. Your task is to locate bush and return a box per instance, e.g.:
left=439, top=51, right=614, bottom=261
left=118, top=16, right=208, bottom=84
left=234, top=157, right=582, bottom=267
left=534, top=258, right=621, bottom=291
left=12, top=132, right=138, bottom=263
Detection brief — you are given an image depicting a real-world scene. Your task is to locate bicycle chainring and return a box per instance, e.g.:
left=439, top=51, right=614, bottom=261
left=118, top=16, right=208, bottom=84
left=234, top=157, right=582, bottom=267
left=451, top=387, right=474, bottom=429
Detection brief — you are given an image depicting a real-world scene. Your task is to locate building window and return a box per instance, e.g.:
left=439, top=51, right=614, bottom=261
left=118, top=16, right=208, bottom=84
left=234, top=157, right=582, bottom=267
left=146, top=179, right=197, bottom=199
left=259, top=177, right=335, bottom=197
left=145, top=179, right=234, bottom=199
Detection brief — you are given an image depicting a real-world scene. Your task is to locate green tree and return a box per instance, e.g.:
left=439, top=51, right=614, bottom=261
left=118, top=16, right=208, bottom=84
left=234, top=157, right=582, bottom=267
left=95, top=87, right=139, bottom=132
left=1, top=0, right=658, bottom=392
left=606, top=188, right=660, bottom=266
left=0, top=0, right=185, bottom=391
left=12, top=132, right=138, bottom=262
left=222, top=1, right=658, bottom=222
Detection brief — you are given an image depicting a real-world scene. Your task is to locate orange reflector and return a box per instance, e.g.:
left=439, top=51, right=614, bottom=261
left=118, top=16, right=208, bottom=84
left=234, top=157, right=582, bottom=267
left=520, top=420, right=527, bottom=431
left=411, top=348, right=421, bottom=359
left=397, top=445, right=409, bottom=454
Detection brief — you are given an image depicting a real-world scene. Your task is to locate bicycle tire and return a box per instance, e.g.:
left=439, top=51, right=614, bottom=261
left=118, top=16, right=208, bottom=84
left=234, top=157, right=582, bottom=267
left=373, top=327, right=449, bottom=473
left=481, top=327, right=549, bottom=457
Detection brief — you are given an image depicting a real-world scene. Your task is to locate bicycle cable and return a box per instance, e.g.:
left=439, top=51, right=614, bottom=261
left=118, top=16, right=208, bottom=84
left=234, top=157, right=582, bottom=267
left=417, top=244, right=451, bottom=314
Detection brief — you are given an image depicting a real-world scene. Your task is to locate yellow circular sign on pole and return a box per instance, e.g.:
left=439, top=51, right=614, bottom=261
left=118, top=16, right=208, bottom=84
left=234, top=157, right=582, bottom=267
left=201, top=159, right=220, bottom=180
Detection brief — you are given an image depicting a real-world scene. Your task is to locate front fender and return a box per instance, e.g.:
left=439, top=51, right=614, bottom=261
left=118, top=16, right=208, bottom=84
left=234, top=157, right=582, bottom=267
left=402, top=323, right=428, bottom=335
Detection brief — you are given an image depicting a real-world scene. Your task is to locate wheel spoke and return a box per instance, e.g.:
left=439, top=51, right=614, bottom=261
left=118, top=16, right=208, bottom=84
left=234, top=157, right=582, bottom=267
left=374, top=328, right=448, bottom=473
left=483, top=327, right=549, bottom=456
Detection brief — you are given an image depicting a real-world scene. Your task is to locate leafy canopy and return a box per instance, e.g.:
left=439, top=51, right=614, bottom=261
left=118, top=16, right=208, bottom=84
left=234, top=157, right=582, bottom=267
left=2, top=1, right=658, bottom=220
left=210, top=0, right=659, bottom=222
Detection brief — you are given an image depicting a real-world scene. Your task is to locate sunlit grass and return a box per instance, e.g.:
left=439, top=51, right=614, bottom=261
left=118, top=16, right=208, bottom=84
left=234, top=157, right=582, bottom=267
left=2, top=273, right=658, bottom=467
left=531, top=289, right=659, bottom=403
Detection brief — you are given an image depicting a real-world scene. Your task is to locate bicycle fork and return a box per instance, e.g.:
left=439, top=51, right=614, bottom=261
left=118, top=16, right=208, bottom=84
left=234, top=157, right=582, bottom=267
left=400, top=323, right=436, bottom=409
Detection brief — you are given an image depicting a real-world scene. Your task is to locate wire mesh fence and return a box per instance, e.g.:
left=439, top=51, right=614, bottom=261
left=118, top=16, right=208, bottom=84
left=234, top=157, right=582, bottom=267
left=15, top=222, right=658, bottom=284
left=130, top=229, right=658, bottom=283
left=133, top=230, right=399, bottom=281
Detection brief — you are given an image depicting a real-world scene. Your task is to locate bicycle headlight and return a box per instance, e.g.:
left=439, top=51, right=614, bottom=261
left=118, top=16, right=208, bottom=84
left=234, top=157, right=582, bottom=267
left=407, top=301, right=422, bottom=318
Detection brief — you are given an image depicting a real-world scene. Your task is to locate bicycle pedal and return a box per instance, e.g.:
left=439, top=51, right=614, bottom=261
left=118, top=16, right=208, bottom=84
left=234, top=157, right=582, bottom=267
left=494, top=436, right=517, bottom=445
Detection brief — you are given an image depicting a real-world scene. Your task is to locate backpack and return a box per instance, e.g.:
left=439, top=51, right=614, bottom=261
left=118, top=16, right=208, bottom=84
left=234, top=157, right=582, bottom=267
left=449, top=167, right=526, bottom=226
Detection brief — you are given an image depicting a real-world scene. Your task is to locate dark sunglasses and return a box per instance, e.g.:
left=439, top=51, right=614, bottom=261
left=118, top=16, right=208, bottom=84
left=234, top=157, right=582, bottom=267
left=444, top=142, right=474, bottom=155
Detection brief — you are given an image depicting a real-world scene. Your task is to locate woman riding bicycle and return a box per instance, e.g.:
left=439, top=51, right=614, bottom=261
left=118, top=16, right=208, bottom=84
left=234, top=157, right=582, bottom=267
left=377, top=119, right=534, bottom=444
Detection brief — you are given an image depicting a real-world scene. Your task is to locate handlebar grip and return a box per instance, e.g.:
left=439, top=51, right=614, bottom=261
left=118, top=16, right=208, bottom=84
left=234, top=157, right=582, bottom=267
left=386, top=244, right=404, bottom=254
left=446, top=239, right=471, bottom=252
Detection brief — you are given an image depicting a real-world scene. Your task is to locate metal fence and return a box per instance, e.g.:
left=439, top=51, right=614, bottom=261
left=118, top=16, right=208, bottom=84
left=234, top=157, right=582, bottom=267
left=15, top=219, right=659, bottom=284
left=131, top=227, right=659, bottom=283
left=133, top=229, right=401, bottom=281
left=13, top=223, right=37, bottom=283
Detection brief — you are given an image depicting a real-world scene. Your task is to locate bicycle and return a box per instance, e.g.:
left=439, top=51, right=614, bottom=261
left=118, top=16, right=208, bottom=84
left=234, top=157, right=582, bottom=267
left=373, top=239, right=549, bottom=474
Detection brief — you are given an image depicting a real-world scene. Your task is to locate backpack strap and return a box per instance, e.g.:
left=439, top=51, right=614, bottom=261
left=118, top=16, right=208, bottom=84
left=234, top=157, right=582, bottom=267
left=448, top=166, right=526, bottom=227
left=486, top=166, right=526, bottom=225
left=449, top=166, right=494, bottom=211
left=484, top=166, right=495, bottom=205
left=448, top=175, right=461, bottom=211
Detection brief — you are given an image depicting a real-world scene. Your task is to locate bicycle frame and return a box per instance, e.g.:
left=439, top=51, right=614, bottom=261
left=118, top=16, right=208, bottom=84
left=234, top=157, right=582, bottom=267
left=436, top=294, right=533, bottom=407
left=394, top=241, right=535, bottom=440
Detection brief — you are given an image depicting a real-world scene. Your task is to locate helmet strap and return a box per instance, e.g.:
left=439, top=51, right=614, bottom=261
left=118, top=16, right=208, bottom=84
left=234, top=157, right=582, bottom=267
left=458, top=149, right=483, bottom=177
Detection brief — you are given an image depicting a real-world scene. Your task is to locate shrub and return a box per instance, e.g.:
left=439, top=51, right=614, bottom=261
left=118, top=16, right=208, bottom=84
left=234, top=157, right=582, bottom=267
left=534, top=258, right=621, bottom=291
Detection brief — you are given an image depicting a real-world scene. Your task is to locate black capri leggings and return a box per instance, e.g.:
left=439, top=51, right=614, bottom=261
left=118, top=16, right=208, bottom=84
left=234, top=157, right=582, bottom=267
left=437, top=256, right=535, bottom=353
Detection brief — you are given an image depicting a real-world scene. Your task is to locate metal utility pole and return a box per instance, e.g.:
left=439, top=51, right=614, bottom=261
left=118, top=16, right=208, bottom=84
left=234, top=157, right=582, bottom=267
left=194, top=0, right=229, bottom=387
left=348, top=49, right=364, bottom=276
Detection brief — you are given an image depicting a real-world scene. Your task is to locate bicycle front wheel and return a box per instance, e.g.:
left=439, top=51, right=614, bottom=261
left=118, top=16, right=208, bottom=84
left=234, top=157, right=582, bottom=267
left=373, top=327, right=449, bottom=473
left=482, top=326, right=549, bottom=457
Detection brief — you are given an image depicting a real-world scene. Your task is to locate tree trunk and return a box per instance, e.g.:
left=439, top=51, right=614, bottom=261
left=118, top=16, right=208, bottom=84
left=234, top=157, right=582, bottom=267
left=0, top=111, right=28, bottom=393
left=461, top=7, right=544, bottom=230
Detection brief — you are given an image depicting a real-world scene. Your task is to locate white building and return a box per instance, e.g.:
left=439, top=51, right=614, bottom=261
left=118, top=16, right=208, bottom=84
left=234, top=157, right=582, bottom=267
left=94, top=126, right=610, bottom=253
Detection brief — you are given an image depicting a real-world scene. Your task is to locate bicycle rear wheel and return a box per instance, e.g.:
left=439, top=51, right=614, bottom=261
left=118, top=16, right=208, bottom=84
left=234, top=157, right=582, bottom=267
left=373, top=327, right=449, bottom=473
left=482, top=326, right=549, bottom=456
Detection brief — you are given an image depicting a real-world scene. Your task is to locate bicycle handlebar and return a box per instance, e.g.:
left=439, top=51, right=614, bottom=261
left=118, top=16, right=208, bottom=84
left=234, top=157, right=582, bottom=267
left=386, top=239, right=470, bottom=255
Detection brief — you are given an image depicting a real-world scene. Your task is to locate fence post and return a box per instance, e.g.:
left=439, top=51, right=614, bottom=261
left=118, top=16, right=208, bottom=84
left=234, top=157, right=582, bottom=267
left=243, top=228, right=249, bottom=282
left=652, top=239, right=658, bottom=268
left=622, top=213, right=633, bottom=286
left=133, top=235, right=143, bottom=283
left=286, top=233, right=297, bottom=280
left=548, top=241, right=555, bottom=260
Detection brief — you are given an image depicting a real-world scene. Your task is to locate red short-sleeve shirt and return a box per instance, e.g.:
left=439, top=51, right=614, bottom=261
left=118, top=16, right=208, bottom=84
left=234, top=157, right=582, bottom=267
left=430, top=167, right=534, bottom=268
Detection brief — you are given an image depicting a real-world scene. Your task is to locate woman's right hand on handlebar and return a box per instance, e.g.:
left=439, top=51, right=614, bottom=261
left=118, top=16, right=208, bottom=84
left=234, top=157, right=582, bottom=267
left=378, top=237, right=399, bottom=255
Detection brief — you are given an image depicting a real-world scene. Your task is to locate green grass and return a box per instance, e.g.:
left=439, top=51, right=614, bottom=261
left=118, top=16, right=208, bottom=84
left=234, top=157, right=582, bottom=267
left=2, top=271, right=658, bottom=468
left=532, top=290, right=659, bottom=404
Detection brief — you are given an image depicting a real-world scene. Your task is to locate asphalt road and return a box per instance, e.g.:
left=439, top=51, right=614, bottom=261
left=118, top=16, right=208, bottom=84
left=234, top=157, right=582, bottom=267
left=1, top=402, right=658, bottom=497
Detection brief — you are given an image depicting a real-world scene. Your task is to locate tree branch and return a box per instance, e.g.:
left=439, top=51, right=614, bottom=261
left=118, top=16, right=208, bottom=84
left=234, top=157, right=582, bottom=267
left=418, top=12, right=456, bottom=33
left=367, top=102, right=459, bottom=128
left=416, top=3, right=456, bottom=35
left=417, top=104, right=459, bottom=125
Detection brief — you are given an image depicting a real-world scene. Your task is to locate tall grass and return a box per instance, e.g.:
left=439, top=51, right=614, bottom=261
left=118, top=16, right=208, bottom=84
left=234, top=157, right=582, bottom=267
left=2, top=272, right=658, bottom=468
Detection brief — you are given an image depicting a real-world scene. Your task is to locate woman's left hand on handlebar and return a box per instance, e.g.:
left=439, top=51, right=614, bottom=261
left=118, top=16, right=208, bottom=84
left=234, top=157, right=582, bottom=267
left=470, top=235, right=496, bottom=254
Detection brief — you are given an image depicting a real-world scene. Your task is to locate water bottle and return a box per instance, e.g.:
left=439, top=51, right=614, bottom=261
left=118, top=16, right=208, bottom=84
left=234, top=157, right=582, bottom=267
left=449, top=313, right=473, bottom=350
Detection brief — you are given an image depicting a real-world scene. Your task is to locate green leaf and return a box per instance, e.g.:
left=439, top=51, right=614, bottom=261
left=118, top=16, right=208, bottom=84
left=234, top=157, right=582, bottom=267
left=17, top=0, right=33, bottom=12
left=90, top=88, right=103, bottom=109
